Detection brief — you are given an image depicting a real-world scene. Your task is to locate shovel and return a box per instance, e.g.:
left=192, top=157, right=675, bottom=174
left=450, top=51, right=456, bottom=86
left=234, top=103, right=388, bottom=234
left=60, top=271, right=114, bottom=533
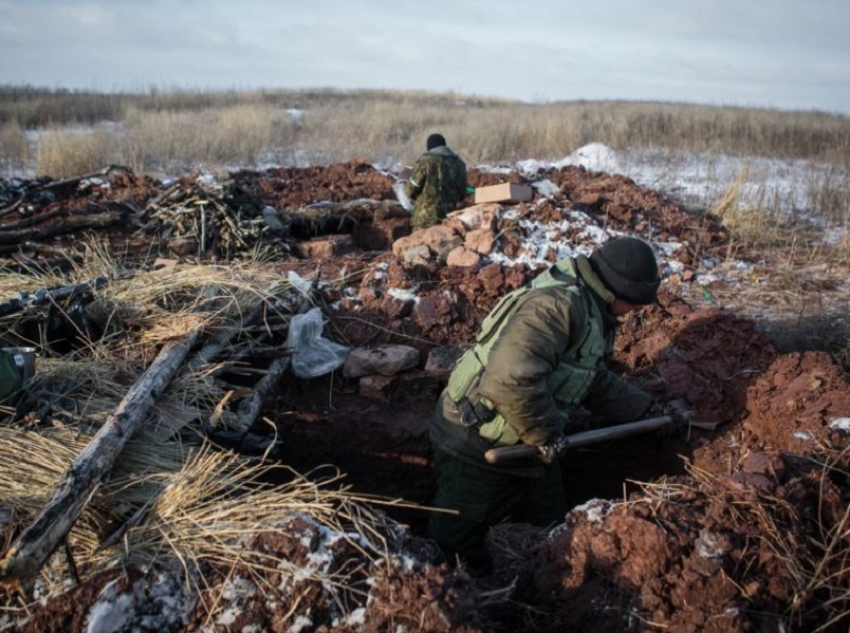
left=484, top=414, right=720, bottom=467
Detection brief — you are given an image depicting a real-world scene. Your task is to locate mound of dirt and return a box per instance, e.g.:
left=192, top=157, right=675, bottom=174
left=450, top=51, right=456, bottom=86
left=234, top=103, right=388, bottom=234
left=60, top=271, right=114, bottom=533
left=490, top=446, right=849, bottom=633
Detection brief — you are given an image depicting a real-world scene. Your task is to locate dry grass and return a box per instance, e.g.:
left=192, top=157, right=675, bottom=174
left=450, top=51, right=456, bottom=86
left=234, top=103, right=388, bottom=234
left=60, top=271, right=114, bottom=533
left=6, top=87, right=848, bottom=245
left=123, top=103, right=300, bottom=173
left=4, top=86, right=848, bottom=173
left=0, top=249, right=415, bottom=614
left=35, top=125, right=123, bottom=178
left=0, top=121, right=29, bottom=175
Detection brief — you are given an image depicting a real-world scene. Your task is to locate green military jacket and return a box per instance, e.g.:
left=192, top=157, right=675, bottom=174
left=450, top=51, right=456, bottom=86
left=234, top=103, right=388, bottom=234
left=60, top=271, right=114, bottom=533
left=431, top=255, right=652, bottom=470
left=405, top=146, right=467, bottom=231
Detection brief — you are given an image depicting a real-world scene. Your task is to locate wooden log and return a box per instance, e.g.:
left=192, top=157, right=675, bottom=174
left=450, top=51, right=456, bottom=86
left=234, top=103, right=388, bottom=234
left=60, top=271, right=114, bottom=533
left=0, top=207, right=69, bottom=231
left=0, top=165, right=131, bottom=220
left=0, top=277, right=109, bottom=318
left=280, top=199, right=408, bottom=240
left=186, top=302, right=265, bottom=372
left=37, top=165, right=132, bottom=192
left=0, top=211, right=123, bottom=245
left=0, top=330, right=200, bottom=592
left=234, top=354, right=291, bottom=432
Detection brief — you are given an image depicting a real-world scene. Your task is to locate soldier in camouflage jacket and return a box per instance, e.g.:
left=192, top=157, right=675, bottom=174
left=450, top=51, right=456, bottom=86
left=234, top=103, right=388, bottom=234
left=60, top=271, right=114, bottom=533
left=405, top=134, right=467, bottom=230
left=427, top=237, right=663, bottom=575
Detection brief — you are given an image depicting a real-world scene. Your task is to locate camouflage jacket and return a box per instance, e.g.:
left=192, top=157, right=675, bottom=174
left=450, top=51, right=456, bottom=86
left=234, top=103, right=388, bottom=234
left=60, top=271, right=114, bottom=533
left=431, top=256, right=653, bottom=471
left=405, top=146, right=467, bottom=230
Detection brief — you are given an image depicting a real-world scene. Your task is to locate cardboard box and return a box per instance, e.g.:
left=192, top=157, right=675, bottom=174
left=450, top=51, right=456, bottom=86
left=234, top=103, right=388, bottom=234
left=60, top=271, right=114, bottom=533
left=474, top=183, right=533, bottom=204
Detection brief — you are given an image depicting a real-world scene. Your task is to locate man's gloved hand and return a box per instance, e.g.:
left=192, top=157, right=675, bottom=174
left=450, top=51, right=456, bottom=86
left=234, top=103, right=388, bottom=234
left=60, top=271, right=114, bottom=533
left=647, top=398, right=694, bottom=438
left=664, top=398, right=694, bottom=426
left=537, top=444, right=557, bottom=465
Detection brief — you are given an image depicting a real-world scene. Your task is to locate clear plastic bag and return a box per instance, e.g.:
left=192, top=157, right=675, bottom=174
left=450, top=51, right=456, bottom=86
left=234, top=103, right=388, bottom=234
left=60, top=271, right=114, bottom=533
left=392, top=182, right=414, bottom=213
left=286, top=307, right=350, bottom=378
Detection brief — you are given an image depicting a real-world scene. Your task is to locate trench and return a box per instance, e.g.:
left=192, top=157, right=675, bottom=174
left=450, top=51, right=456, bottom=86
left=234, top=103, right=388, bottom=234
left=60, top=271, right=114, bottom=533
left=264, top=373, right=693, bottom=535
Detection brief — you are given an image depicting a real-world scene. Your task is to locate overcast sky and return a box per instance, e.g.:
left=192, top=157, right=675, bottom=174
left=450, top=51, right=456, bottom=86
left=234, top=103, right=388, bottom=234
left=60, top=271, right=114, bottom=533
left=1, top=0, right=848, bottom=114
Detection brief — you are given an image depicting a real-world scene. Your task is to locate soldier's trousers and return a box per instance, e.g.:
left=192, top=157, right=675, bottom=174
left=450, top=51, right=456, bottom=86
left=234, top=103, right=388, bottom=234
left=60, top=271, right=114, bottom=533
left=426, top=446, right=567, bottom=576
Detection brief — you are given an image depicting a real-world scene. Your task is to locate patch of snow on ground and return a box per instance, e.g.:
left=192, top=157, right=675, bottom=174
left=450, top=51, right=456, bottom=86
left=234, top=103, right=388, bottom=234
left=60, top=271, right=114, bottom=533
left=553, top=143, right=622, bottom=174
left=388, top=287, right=420, bottom=303
left=569, top=499, right=612, bottom=524
left=86, top=583, right=134, bottom=633
left=84, top=570, right=196, bottom=633
left=487, top=207, right=618, bottom=268
left=289, top=615, right=314, bottom=633
left=829, top=418, right=850, bottom=433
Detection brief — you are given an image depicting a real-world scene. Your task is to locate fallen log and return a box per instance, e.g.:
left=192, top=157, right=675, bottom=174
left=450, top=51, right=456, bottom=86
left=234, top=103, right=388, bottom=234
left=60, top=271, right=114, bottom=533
left=0, top=166, right=131, bottom=220
left=0, top=207, right=69, bottom=232
left=0, top=211, right=123, bottom=245
left=0, top=330, right=201, bottom=592
left=0, top=277, right=109, bottom=318
left=36, top=164, right=132, bottom=193
left=235, top=354, right=291, bottom=432
left=186, top=301, right=265, bottom=372
left=280, top=199, right=408, bottom=240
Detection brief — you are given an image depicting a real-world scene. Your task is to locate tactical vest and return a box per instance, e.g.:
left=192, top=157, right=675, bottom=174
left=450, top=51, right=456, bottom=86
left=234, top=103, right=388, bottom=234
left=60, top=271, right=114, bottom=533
left=445, top=258, right=613, bottom=446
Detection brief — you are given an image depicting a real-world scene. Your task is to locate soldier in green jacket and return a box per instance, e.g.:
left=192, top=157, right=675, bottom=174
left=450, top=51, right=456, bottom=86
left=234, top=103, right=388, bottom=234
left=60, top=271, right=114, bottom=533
left=428, top=236, right=662, bottom=575
left=405, top=133, right=468, bottom=231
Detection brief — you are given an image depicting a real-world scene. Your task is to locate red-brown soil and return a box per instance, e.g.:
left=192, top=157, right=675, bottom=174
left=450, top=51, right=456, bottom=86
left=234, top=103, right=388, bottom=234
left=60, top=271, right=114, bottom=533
left=1, top=161, right=848, bottom=632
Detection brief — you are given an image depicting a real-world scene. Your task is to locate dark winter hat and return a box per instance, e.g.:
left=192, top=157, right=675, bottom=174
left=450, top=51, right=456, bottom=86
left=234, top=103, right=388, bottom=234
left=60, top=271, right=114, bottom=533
left=589, top=236, right=660, bottom=305
left=426, top=133, right=446, bottom=150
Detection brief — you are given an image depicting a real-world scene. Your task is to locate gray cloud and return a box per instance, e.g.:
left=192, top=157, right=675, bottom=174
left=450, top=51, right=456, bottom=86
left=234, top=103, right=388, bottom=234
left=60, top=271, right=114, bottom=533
left=0, top=0, right=847, bottom=113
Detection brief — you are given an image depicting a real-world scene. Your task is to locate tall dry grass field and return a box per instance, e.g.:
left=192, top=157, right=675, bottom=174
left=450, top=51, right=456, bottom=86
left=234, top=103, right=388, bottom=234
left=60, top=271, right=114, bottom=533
left=1, top=86, right=849, bottom=258
left=3, top=86, right=849, bottom=169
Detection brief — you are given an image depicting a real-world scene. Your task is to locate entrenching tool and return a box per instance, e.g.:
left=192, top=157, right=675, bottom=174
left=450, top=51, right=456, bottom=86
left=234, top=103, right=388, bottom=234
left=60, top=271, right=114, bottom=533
left=484, top=414, right=720, bottom=467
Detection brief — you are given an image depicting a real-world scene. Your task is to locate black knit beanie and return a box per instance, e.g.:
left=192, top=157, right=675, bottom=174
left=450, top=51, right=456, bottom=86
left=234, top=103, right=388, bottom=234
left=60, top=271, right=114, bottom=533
left=426, top=133, right=446, bottom=150
left=589, top=236, right=660, bottom=305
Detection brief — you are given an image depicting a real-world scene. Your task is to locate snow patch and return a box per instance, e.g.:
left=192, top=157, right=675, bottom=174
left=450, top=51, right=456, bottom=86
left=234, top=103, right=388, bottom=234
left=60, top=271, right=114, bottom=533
left=555, top=143, right=622, bottom=173
left=829, top=417, right=850, bottom=433
left=387, top=287, right=420, bottom=303
left=86, top=585, right=134, bottom=633
left=570, top=498, right=612, bottom=523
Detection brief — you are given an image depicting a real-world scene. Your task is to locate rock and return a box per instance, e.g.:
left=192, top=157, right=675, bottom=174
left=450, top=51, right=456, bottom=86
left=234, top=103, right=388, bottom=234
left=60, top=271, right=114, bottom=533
left=413, top=294, right=453, bottom=331
left=168, top=236, right=197, bottom=257
left=380, top=295, right=414, bottom=320
left=400, top=244, right=431, bottom=266
left=359, top=374, right=395, bottom=400
left=445, top=203, right=500, bottom=234
left=425, top=345, right=467, bottom=380
left=465, top=228, right=496, bottom=255
left=299, top=234, right=353, bottom=258
left=741, top=452, right=785, bottom=480
left=392, top=225, right=461, bottom=258
left=344, top=345, right=420, bottom=378
left=446, top=246, right=481, bottom=268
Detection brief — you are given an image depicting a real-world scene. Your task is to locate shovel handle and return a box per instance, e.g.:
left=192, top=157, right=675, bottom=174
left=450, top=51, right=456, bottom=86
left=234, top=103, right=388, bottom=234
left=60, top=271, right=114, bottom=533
left=483, top=443, right=542, bottom=466
left=483, top=415, right=676, bottom=466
